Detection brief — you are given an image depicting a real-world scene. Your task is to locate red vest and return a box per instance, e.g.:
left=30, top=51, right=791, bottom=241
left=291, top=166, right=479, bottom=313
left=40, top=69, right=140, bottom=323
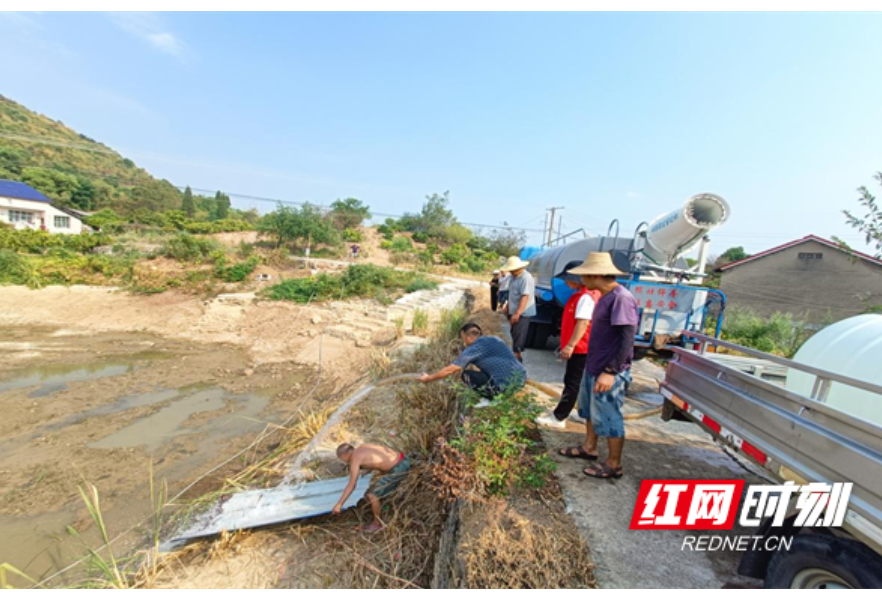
left=560, top=288, right=600, bottom=355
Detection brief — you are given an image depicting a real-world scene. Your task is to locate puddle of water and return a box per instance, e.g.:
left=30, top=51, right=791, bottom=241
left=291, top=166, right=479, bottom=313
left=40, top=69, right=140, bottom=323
left=89, top=387, right=267, bottom=452
left=0, top=510, right=80, bottom=585
left=40, top=388, right=181, bottom=436
left=0, top=363, right=138, bottom=398
left=0, top=348, right=181, bottom=399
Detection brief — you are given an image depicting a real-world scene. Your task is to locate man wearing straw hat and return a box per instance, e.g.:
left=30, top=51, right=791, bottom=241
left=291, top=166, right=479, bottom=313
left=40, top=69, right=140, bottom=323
left=500, top=255, right=536, bottom=362
left=562, top=252, right=638, bottom=479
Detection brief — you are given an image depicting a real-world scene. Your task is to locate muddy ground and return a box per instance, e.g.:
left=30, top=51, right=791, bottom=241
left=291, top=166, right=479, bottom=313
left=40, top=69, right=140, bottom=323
left=0, top=278, right=397, bottom=586
left=0, top=325, right=337, bottom=582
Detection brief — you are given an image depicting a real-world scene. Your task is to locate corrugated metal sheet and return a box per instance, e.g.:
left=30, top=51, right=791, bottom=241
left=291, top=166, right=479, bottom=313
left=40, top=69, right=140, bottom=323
left=166, top=475, right=372, bottom=547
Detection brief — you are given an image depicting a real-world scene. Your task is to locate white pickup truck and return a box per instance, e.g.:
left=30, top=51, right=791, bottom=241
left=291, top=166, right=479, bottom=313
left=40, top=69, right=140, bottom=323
left=660, top=332, right=882, bottom=589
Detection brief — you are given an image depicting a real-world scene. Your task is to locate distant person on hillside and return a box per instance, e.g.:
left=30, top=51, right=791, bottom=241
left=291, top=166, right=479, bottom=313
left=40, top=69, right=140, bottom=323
left=350, top=243, right=360, bottom=259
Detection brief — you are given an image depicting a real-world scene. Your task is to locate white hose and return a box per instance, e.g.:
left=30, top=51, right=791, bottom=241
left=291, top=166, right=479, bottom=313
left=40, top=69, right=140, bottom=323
left=282, top=373, right=422, bottom=484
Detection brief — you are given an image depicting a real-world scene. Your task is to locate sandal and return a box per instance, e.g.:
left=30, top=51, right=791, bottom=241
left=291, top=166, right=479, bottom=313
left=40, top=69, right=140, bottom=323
left=557, top=446, right=599, bottom=460
left=583, top=462, right=623, bottom=479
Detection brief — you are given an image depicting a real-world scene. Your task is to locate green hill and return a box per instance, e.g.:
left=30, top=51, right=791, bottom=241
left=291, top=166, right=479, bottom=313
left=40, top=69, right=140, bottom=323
left=0, top=94, right=181, bottom=214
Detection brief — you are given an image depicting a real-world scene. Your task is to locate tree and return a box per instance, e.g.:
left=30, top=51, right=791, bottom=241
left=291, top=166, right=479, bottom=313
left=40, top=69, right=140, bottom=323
left=71, top=177, right=96, bottom=211
left=0, top=145, right=28, bottom=177
left=485, top=227, right=527, bottom=257
left=258, top=203, right=340, bottom=249
left=444, top=223, right=473, bottom=245
left=125, top=180, right=182, bottom=214
left=329, top=198, right=371, bottom=229
left=182, top=186, right=196, bottom=217
left=215, top=191, right=231, bottom=220
left=20, top=166, right=78, bottom=203
left=844, top=172, right=882, bottom=259
left=712, top=246, right=749, bottom=269
left=400, top=192, right=457, bottom=239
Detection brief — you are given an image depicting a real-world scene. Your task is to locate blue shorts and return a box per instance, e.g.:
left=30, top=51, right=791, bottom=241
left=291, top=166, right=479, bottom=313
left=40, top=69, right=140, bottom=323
left=577, top=370, right=632, bottom=438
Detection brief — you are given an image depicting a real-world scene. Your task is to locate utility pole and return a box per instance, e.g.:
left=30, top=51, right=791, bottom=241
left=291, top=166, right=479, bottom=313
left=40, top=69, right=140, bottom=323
left=546, top=206, right=564, bottom=246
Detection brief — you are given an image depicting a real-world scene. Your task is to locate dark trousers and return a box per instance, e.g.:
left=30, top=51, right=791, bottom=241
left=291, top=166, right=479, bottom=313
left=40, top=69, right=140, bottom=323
left=509, top=316, right=532, bottom=355
left=490, top=288, right=499, bottom=312
left=462, top=369, right=499, bottom=399
left=553, top=352, right=588, bottom=420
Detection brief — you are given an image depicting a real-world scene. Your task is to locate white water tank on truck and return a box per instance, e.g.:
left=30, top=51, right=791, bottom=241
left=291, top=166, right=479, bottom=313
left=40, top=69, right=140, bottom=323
left=641, top=193, right=731, bottom=267
left=786, top=314, right=882, bottom=426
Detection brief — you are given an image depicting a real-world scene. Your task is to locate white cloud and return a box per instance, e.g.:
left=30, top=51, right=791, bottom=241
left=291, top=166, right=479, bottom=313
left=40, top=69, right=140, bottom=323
left=107, top=12, right=188, bottom=61
left=0, top=11, right=43, bottom=32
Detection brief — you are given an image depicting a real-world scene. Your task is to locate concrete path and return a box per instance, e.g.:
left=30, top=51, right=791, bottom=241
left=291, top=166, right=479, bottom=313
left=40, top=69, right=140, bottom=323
left=521, top=342, right=766, bottom=589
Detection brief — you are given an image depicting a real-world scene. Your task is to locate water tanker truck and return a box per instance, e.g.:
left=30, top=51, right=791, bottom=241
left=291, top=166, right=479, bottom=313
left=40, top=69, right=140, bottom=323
left=520, top=193, right=731, bottom=357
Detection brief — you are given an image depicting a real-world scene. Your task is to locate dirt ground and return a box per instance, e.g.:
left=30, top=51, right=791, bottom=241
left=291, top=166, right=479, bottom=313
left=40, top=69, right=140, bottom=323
left=0, top=322, right=372, bottom=584
left=0, top=284, right=391, bottom=367
left=0, top=276, right=409, bottom=586
left=0, top=238, right=508, bottom=588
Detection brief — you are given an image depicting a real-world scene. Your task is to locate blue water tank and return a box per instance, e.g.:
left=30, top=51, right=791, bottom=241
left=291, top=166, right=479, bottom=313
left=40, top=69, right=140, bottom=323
left=520, top=246, right=544, bottom=261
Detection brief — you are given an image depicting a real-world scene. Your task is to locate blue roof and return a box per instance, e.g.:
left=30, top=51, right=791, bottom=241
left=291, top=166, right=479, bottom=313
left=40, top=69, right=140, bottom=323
left=0, top=179, right=52, bottom=203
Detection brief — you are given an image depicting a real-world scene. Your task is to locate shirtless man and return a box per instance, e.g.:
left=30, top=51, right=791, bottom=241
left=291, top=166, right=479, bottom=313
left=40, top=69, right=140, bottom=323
left=332, top=442, right=411, bottom=533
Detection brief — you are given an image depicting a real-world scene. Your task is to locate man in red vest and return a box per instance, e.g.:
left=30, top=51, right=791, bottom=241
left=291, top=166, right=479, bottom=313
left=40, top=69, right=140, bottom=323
left=536, top=260, right=600, bottom=430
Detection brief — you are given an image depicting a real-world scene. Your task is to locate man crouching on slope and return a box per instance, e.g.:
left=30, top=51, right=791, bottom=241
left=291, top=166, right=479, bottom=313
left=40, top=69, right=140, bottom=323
left=332, top=442, right=411, bottom=533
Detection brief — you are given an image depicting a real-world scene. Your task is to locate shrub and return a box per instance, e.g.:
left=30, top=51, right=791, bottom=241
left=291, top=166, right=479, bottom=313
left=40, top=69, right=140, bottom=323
left=343, top=228, right=364, bottom=242
left=449, top=381, right=554, bottom=496
left=388, top=236, right=413, bottom=253
left=411, top=231, right=428, bottom=244
left=162, top=233, right=220, bottom=262
left=265, top=264, right=438, bottom=303
left=215, top=256, right=260, bottom=282
left=0, top=229, right=111, bottom=254
left=461, top=254, right=490, bottom=273
left=405, top=275, right=437, bottom=293
left=720, top=306, right=813, bottom=358
left=0, top=249, right=34, bottom=285
left=440, top=243, right=470, bottom=265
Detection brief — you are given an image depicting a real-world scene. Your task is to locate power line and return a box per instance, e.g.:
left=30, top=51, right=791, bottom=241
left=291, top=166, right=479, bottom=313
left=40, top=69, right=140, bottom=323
left=183, top=187, right=546, bottom=233
left=4, top=132, right=545, bottom=233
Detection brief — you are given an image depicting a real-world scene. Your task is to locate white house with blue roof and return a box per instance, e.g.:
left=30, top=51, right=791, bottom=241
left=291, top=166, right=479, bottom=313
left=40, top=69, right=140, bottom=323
left=0, top=179, right=84, bottom=234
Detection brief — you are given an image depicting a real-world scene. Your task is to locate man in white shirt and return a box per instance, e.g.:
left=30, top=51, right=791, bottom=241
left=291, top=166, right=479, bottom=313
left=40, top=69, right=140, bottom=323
left=537, top=261, right=600, bottom=431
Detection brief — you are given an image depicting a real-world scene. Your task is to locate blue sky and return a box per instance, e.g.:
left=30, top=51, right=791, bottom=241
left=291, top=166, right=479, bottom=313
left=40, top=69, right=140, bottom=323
left=2, top=11, right=881, bottom=254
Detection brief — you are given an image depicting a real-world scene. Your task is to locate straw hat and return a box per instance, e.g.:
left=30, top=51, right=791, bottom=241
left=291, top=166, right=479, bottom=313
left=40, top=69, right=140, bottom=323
left=567, top=252, right=626, bottom=276
left=501, top=255, right=530, bottom=271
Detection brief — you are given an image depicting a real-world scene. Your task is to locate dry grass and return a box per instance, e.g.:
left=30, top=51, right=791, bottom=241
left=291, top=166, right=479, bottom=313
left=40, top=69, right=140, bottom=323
left=392, top=315, right=405, bottom=339
left=142, top=306, right=468, bottom=589
left=460, top=501, right=596, bottom=589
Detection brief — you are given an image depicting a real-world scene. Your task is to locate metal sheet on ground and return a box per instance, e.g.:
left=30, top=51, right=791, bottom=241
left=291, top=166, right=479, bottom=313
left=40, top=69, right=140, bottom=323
left=168, top=474, right=372, bottom=545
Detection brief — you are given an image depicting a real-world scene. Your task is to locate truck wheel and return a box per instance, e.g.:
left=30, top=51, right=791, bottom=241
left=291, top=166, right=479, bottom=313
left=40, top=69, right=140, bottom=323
left=526, top=322, right=552, bottom=350
left=765, top=534, right=882, bottom=589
